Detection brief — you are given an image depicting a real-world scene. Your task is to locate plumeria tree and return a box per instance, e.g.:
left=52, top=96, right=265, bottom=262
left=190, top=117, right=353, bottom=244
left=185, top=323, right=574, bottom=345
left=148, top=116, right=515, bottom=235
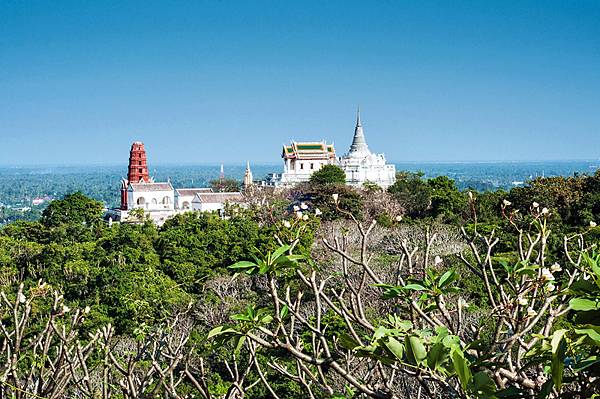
left=210, top=193, right=600, bottom=398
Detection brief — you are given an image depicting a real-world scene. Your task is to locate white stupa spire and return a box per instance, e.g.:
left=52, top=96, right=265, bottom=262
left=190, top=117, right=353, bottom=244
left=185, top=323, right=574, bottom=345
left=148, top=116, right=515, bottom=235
left=348, top=106, right=371, bottom=157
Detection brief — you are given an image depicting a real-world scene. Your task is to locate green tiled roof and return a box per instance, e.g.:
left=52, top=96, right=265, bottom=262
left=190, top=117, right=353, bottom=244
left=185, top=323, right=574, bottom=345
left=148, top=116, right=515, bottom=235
left=297, top=144, right=324, bottom=150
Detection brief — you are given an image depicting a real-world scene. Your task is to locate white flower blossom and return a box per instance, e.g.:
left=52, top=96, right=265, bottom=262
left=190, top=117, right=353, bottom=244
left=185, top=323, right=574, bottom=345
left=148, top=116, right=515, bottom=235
left=283, top=221, right=291, bottom=228
left=302, top=214, right=309, bottom=221
left=546, top=283, right=556, bottom=292
left=434, top=256, right=443, bottom=265
left=468, top=191, right=474, bottom=200
left=517, top=297, right=528, bottom=306
left=527, top=308, right=537, bottom=317
left=541, top=268, right=555, bottom=282
left=395, top=215, right=402, bottom=222
left=293, top=205, right=300, bottom=212
left=295, top=211, right=303, bottom=219
left=550, top=263, right=562, bottom=272
left=300, top=202, right=308, bottom=210
left=502, top=199, right=512, bottom=206
left=315, top=208, right=322, bottom=216
left=532, top=202, right=539, bottom=208
left=84, top=306, right=91, bottom=314
left=17, top=293, right=26, bottom=303
left=591, top=221, right=597, bottom=228
left=332, top=193, right=339, bottom=203
left=583, top=273, right=591, bottom=280
left=541, top=207, right=549, bottom=215
left=62, top=305, right=71, bottom=313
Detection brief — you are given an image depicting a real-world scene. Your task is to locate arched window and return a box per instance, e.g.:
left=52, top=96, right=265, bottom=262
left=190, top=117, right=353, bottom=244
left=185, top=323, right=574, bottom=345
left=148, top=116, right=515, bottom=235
left=162, top=196, right=170, bottom=204
left=137, top=197, right=146, bottom=205
left=182, top=201, right=190, bottom=209
left=151, top=198, right=158, bottom=204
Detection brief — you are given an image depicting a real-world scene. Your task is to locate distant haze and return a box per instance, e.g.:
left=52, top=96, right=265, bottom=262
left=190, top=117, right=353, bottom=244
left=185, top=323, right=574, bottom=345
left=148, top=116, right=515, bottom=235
left=1, top=1, right=599, bottom=165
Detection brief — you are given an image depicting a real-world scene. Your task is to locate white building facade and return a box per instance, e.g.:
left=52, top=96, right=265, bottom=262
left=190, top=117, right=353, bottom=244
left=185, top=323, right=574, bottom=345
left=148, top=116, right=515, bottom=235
left=192, top=192, right=245, bottom=212
left=276, top=141, right=337, bottom=186
left=175, top=188, right=213, bottom=210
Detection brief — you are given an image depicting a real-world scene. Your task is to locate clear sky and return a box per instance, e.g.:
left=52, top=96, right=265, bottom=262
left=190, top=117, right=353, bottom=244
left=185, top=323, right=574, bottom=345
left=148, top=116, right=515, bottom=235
left=1, top=0, right=599, bottom=165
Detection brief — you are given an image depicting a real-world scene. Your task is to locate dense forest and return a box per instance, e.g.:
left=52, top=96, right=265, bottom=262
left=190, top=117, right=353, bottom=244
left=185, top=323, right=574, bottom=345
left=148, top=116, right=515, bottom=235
left=1, top=167, right=600, bottom=398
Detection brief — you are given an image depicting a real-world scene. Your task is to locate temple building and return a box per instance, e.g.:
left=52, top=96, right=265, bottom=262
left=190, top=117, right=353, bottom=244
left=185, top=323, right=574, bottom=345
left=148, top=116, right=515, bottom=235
left=264, top=110, right=395, bottom=188
left=108, top=142, right=245, bottom=225
left=338, top=110, right=396, bottom=188
left=276, top=141, right=336, bottom=185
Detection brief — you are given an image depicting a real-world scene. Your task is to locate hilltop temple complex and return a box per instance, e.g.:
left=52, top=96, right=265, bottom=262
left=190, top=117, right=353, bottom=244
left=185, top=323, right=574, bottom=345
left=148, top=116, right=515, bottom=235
left=108, top=110, right=394, bottom=225
left=109, top=142, right=245, bottom=225
left=266, top=110, right=396, bottom=188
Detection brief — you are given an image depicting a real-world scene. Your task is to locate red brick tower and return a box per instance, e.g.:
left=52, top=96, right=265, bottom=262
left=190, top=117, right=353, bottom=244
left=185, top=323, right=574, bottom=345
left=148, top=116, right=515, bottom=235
left=127, top=141, right=150, bottom=183
left=121, top=141, right=150, bottom=210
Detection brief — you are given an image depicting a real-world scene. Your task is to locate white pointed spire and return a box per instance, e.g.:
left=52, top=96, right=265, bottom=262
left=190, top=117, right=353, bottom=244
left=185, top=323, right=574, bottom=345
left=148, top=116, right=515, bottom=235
left=348, top=106, right=370, bottom=157
left=244, top=161, right=253, bottom=190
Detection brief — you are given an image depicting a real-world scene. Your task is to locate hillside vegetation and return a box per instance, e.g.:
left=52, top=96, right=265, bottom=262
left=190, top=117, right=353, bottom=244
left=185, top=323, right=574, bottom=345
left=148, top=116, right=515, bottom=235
left=1, top=171, right=600, bottom=398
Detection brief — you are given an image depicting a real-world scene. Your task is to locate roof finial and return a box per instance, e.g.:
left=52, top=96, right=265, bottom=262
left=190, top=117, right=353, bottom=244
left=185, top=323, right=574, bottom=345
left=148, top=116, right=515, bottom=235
left=356, top=105, right=361, bottom=127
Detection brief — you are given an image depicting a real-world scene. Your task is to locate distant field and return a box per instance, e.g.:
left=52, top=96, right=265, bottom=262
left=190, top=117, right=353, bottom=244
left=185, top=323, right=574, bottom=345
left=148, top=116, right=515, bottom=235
left=0, top=161, right=599, bottom=209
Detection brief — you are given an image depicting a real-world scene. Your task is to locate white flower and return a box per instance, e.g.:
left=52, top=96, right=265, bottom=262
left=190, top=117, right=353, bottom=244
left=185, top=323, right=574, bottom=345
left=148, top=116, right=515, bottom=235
left=295, top=211, right=303, bottom=219
left=300, top=202, right=308, bottom=210
left=541, top=268, right=555, bottom=282
left=550, top=263, right=562, bottom=272
left=84, top=306, right=91, bottom=314
left=283, top=220, right=291, bottom=228
left=302, top=214, right=309, bottom=221
left=517, top=296, right=528, bottom=306
left=546, top=283, right=556, bottom=292
left=591, top=221, right=597, bottom=228
left=62, top=305, right=71, bottom=313
left=395, top=215, right=402, bottom=222
left=527, top=308, right=537, bottom=317
left=293, top=205, right=300, bottom=212
left=532, top=202, right=539, bottom=208
left=458, top=298, right=470, bottom=308
left=17, top=293, right=26, bottom=303
left=314, top=208, right=322, bottom=216
left=583, top=273, right=591, bottom=280
left=468, top=191, right=474, bottom=200
left=541, top=207, right=549, bottom=215
left=332, top=193, right=339, bottom=203
left=503, top=199, right=512, bottom=206
left=434, top=256, right=443, bottom=265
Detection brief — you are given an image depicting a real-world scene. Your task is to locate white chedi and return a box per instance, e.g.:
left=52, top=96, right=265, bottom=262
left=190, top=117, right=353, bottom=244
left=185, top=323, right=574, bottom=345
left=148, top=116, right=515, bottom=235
left=337, top=109, right=396, bottom=189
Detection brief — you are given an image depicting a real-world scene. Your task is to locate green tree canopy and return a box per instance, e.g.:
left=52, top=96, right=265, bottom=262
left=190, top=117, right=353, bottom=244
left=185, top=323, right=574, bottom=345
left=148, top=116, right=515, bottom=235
left=41, top=192, right=103, bottom=228
left=309, top=164, right=346, bottom=185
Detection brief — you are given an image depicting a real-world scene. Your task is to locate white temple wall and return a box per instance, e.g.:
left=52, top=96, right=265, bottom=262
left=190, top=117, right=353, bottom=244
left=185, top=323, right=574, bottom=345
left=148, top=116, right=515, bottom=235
left=128, top=190, right=175, bottom=211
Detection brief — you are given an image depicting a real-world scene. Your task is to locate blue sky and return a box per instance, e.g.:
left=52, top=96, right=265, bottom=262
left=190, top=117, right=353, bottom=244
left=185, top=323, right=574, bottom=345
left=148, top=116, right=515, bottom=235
left=1, top=0, right=599, bottom=165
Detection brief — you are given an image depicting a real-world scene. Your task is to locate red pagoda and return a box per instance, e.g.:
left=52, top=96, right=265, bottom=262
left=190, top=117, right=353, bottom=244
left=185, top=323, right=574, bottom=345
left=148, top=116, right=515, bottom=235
left=120, top=141, right=150, bottom=210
